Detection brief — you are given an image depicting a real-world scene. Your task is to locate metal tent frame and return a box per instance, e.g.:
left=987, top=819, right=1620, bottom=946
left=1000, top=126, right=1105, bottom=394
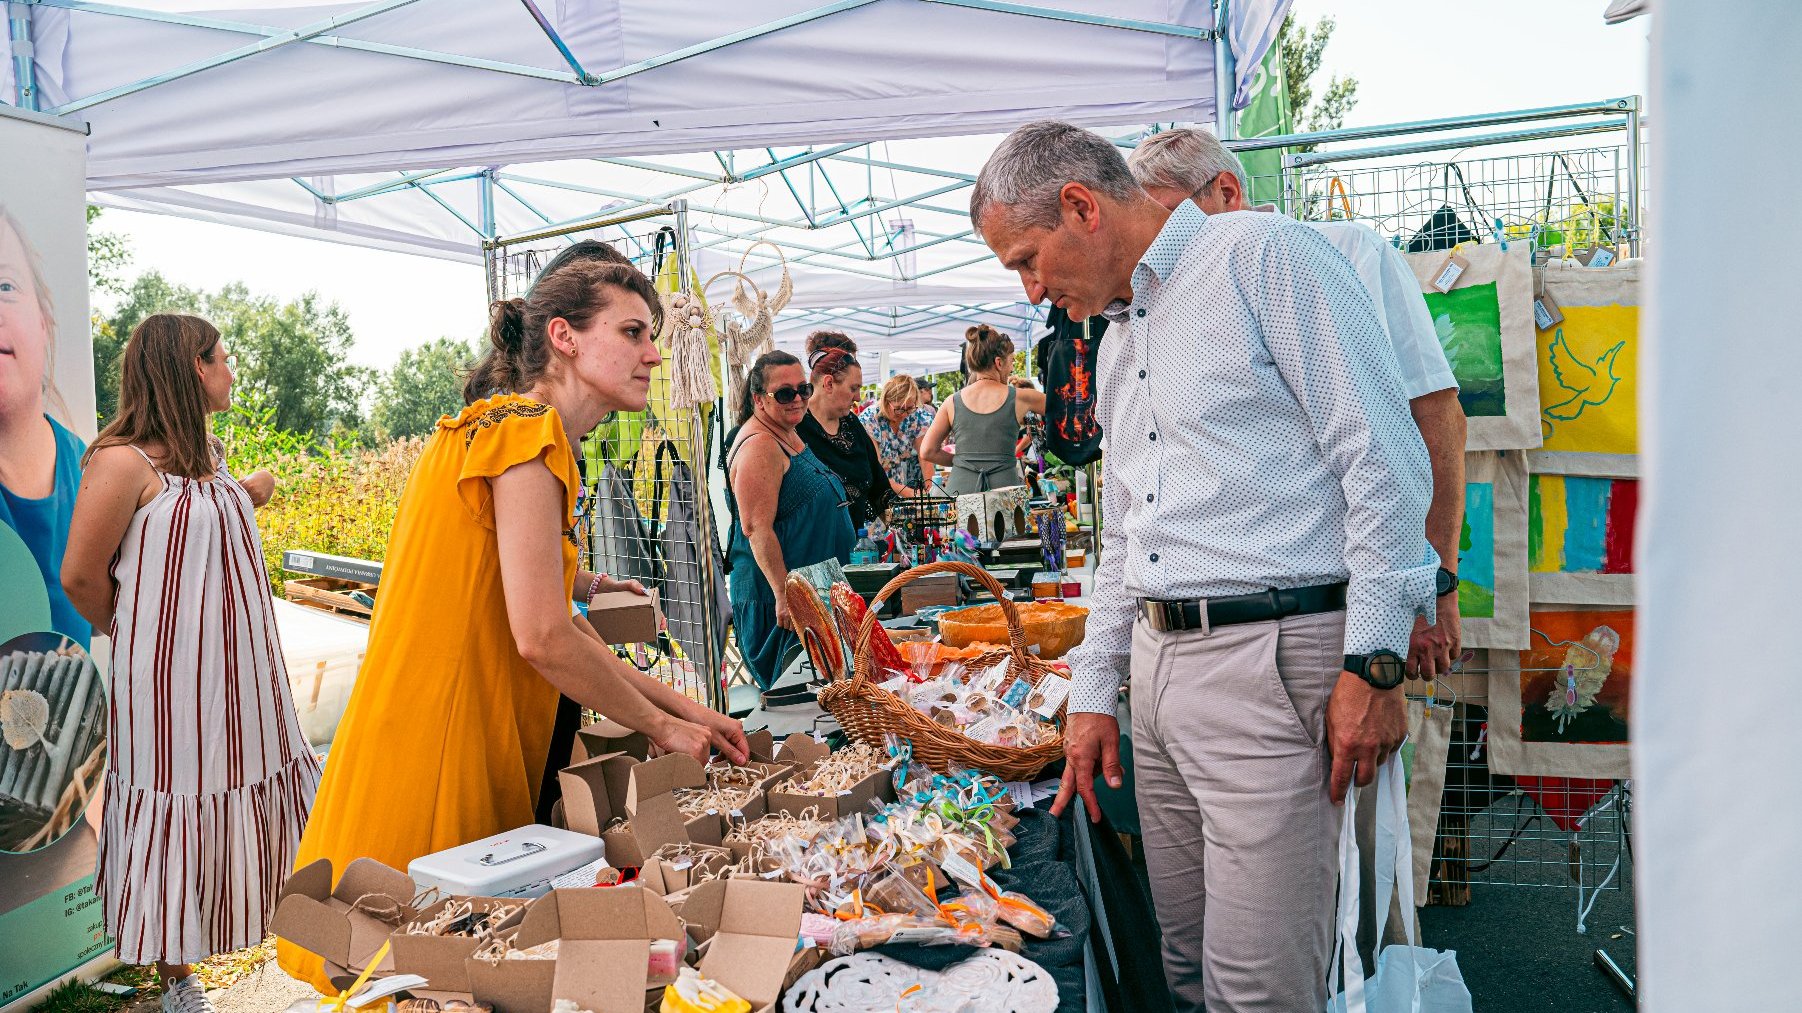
left=8, top=0, right=1246, bottom=346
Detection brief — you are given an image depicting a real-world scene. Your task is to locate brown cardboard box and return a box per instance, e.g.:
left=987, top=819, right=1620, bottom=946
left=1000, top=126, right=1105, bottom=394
left=560, top=753, right=724, bottom=868
left=585, top=589, right=661, bottom=645
left=388, top=896, right=528, bottom=993
left=463, top=887, right=683, bottom=1013
left=677, top=879, right=811, bottom=1012
left=269, top=858, right=417, bottom=977
left=572, top=716, right=652, bottom=763
left=763, top=734, right=895, bottom=821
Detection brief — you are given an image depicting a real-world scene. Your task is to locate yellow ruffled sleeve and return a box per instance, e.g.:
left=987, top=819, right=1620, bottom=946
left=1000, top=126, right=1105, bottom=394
left=451, top=397, right=581, bottom=530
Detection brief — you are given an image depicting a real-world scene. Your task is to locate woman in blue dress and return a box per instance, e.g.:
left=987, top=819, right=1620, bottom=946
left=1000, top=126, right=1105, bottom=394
left=724, top=351, right=855, bottom=691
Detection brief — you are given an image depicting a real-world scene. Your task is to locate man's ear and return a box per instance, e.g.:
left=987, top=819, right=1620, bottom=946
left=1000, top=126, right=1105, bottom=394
left=1061, top=182, right=1103, bottom=233
left=1215, top=171, right=1245, bottom=210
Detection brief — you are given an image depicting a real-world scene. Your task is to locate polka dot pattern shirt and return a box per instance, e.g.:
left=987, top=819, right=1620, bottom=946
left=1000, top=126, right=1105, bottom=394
left=1066, top=202, right=1439, bottom=717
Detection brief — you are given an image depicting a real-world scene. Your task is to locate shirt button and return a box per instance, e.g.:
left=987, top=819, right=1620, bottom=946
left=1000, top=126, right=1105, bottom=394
left=1146, top=493, right=1155, bottom=503
left=1148, top=432, right=1157, bottom=441
left=1149, top=552, right=1160, bottom=563
left=1135, top=308, right=1146, bottom=318
left=1138, top=369, right=1147, bottom=380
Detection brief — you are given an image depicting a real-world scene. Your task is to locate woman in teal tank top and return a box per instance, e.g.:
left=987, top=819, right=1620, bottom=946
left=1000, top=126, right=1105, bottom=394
left=725, top=351, right=855, bottom=690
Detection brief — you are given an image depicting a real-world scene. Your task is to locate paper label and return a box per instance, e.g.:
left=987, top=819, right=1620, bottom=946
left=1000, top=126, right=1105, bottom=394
left=1431, top=253, right=1468, bottom=293
left=965, top=715, right=1007, bottom=744
left=1027, top=673, right=1073, bottom=719
left=938, top=850, right=986, bottom=892
left=1532, top=293, right=1564, bottom=331
left=1587, top=247, right=1617, bottom=268
left=1005, top=781, right=1037, bottom=809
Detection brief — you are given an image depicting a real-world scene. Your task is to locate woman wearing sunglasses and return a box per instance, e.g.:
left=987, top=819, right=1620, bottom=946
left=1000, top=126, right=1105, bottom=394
left=724, top=350, right=855, bottom=692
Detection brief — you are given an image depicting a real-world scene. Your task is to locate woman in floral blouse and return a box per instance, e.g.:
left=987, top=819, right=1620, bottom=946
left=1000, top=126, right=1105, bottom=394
left=858, top=373, right=933, bottom=495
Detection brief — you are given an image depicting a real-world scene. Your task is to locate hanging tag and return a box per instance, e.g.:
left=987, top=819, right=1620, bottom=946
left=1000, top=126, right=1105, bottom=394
left=1533, top=290, right=1565, bottom=331
left=1583, top=246, right=1617, bottom=268
left=1430, top=251, right=1469, bottom=293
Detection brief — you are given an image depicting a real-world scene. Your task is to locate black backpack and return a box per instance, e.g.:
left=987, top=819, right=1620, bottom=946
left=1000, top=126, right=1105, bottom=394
left=1034, top=306, right=1108, bottom=467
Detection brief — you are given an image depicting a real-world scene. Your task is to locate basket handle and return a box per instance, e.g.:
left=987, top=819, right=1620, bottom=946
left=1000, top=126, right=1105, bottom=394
left=850, top=561, right=1027, bottom=690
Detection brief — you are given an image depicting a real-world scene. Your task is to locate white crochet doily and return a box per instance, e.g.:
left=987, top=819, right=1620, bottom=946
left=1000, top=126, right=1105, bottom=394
left=782, top=950, right=1058, bottom=1013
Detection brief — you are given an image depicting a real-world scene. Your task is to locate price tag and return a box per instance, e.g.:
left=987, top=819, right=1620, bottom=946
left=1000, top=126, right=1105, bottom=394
left=1430, top=252, right=1469, bottom=293
left=1532, top=290, right=1565, bottom=331
left=1028, top=672, right=1073, bottom=719
left=1585, top=247, right=1617, bottom=268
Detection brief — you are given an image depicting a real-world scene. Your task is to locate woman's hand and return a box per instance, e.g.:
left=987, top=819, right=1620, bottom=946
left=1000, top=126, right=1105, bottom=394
left=592, top=575, right=647, bottom=599
left=889, top=478, right=913, bottom=497
left=776, top=596, right=795, bottom=632
left=240, top=469, right=276, bottom=508
left=700, top=710, right=750, bottom=764
left=650, top=714, right=714, bottom=764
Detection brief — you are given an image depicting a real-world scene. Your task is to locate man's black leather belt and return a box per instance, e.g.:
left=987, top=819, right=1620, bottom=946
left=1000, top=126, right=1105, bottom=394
left=1138, top=582, right=1348, bottom=633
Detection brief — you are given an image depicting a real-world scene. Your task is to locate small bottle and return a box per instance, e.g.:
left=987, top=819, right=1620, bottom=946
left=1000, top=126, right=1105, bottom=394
left=851, top=528, right=879, bottom=566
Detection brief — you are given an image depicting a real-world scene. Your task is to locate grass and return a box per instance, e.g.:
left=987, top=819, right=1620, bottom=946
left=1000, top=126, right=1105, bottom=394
left=30, top=938, right=281, bottom=1013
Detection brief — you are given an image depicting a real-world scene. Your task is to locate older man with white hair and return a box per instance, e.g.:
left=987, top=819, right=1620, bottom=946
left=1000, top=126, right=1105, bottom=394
left=1129, top=127, right=1467, bottom=680
left=971, top=121, right=1439, bottom=1012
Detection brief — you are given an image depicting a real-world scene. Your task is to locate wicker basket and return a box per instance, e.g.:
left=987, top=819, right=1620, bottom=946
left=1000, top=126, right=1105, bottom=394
left=817, top=561, right=1066, bottom=781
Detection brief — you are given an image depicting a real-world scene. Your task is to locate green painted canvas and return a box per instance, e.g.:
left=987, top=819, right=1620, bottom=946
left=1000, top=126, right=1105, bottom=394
left=1425, top=281, right=1507, bottom=417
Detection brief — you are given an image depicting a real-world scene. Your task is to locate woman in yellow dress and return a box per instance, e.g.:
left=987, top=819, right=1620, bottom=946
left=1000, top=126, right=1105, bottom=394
left=278, top=256, right=747, bottom=991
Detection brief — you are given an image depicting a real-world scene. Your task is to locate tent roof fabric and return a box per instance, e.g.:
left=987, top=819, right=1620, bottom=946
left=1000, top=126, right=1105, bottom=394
left=6, top=0, right=1291, bottom=339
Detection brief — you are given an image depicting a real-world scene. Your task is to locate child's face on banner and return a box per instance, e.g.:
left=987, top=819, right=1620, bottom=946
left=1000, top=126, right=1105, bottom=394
left=0, top=220, right=50, bottom=410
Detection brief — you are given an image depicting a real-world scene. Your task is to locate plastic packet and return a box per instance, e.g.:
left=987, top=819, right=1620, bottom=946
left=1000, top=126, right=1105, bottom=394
left=996, top=891, right=1066, bottom=939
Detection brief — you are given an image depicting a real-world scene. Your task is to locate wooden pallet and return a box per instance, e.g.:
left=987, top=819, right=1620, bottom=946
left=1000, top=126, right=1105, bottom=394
left=284, top=576, right=376, bottom=618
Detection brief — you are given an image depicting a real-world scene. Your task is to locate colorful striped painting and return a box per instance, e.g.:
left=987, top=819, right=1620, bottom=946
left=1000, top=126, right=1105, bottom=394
left=1529, top=475, right=1637, bottom=574
left=1458, top=481, right=1496, bottom=618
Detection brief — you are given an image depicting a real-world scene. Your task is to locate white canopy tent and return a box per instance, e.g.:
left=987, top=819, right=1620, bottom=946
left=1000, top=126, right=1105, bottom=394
left=4, top=0, right=1290, bottom=351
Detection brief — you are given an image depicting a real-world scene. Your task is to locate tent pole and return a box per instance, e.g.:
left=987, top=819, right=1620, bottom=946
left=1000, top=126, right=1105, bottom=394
left=1213, top=0, right=1236, bottom=140
left=8, top=2, right=37, bottom=110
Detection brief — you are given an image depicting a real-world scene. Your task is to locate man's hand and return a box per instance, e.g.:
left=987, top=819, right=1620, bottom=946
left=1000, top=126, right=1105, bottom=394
left=1048, top=712, right=1122, bottom=823
left=1408, top=589, right=1461, bottom=680
left=1325, top=672, right=1407, bottom=805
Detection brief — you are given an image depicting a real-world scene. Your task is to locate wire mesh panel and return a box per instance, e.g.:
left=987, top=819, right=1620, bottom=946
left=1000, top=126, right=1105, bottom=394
left=489, top=208, right=730, bottom=713
left=1244, top=143, right=1641, bottom=260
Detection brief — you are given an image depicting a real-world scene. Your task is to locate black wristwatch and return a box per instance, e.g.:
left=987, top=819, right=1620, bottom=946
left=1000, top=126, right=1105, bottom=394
left=1435, top=566, right=1458, bottom=597
left=1344, top=651, right=1407, bottom=690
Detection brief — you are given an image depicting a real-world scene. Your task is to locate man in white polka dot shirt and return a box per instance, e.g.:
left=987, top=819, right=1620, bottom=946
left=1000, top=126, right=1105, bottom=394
left=972, top=122, right=1439, bottom=1013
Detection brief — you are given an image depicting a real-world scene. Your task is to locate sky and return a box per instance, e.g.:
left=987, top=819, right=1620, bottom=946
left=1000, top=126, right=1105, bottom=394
left=94, top=0, right=1652, bottom=372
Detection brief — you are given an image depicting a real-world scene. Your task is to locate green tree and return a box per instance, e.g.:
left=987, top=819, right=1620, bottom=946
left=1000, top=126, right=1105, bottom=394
left=102, top=273, right=370, bottom=439
left=96, top=271, right=204, bottom=421
left=87, top=207, right=134, bottom=423
left=1277, top=13, right=1359, bottom=152
left=372, top=337, right=477, bottom=438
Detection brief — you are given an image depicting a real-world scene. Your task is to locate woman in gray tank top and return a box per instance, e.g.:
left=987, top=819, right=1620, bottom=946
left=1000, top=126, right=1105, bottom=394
left=922, top=324, right=1047, bottom=495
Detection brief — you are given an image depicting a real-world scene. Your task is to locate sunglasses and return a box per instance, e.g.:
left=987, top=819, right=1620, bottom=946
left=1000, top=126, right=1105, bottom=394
left=765, top=383, right=814, bottom=405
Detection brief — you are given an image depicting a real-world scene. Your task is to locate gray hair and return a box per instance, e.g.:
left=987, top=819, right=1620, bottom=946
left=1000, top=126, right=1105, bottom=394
left=970, top=121, right=1143, bottom=233
left=1127, top=127, right=1246, bottom=197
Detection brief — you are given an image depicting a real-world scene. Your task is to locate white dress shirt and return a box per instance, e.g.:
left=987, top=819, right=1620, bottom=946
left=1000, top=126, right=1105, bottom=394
left=1309, top=220, right=1458, bottom=400
left=1066, top=203, right=1439, bottom=717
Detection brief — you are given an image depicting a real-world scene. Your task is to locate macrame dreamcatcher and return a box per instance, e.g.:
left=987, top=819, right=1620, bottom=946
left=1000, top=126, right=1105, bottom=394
left=659, top=288, right=718, bottom=412
left=707, top=240, right=793, bottom=421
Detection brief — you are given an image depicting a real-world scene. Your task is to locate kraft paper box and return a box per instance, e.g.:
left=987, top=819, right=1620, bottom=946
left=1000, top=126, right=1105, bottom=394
left=559, top=752, right=724, bottom=868
left=465, top=886, right=683, bottom=1013
left=269, top=857, right=417, bottom=978
left=585, top=589, right=661, bottom=645
left=572, top=715, right=652, bottom=763
left=677, top=878, right=813, bottom=1012
left=388, top=896, right=528, bottom=993
left=764, top=736, right=896, bottom=822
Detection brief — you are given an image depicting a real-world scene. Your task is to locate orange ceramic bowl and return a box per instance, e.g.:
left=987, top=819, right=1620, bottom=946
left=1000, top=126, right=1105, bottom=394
left=937, top=601, right=1089, bottom=661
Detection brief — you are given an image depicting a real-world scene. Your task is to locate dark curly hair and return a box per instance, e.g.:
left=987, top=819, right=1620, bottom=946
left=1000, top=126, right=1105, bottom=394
left=465, top=257, right=663, bottom=403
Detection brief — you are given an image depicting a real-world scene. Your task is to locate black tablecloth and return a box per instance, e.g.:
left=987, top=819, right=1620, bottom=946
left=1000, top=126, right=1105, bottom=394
left=871, top=805, right=1171, bottom=1013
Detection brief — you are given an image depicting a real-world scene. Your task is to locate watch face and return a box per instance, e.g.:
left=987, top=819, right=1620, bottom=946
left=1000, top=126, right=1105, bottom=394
left=1436, top=567, right=1458, bottom=596
left=1370, top=652, right=1406, bottom=687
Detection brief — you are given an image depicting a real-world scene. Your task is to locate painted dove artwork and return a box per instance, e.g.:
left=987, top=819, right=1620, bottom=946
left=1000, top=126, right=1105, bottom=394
left=1544, top=328, right=1626, bottom=421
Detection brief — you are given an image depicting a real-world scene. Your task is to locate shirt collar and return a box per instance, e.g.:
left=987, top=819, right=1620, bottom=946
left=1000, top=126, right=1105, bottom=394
left=1103, top=199, right=1208, bottom=322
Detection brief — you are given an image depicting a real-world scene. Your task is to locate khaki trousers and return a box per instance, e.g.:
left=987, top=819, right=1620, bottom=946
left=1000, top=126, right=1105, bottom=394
left=1131, top=610, right=1345, bottom=1013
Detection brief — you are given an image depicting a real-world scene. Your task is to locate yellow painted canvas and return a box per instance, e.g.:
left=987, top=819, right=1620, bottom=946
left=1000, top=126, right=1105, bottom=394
left=1537, top=302, right=1638, bottom=456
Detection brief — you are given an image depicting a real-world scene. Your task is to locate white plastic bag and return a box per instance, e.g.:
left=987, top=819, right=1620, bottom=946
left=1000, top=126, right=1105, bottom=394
left=1327, top=756, right=1473, bottom=1013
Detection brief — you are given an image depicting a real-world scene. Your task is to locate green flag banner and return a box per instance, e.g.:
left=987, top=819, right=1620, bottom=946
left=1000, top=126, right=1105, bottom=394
left=1235, top=39, right=1293, bottom=208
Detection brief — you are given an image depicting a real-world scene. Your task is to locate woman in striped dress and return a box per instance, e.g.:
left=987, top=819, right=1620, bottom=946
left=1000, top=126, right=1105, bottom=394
left=63, top=314, right=319, bottom=1013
